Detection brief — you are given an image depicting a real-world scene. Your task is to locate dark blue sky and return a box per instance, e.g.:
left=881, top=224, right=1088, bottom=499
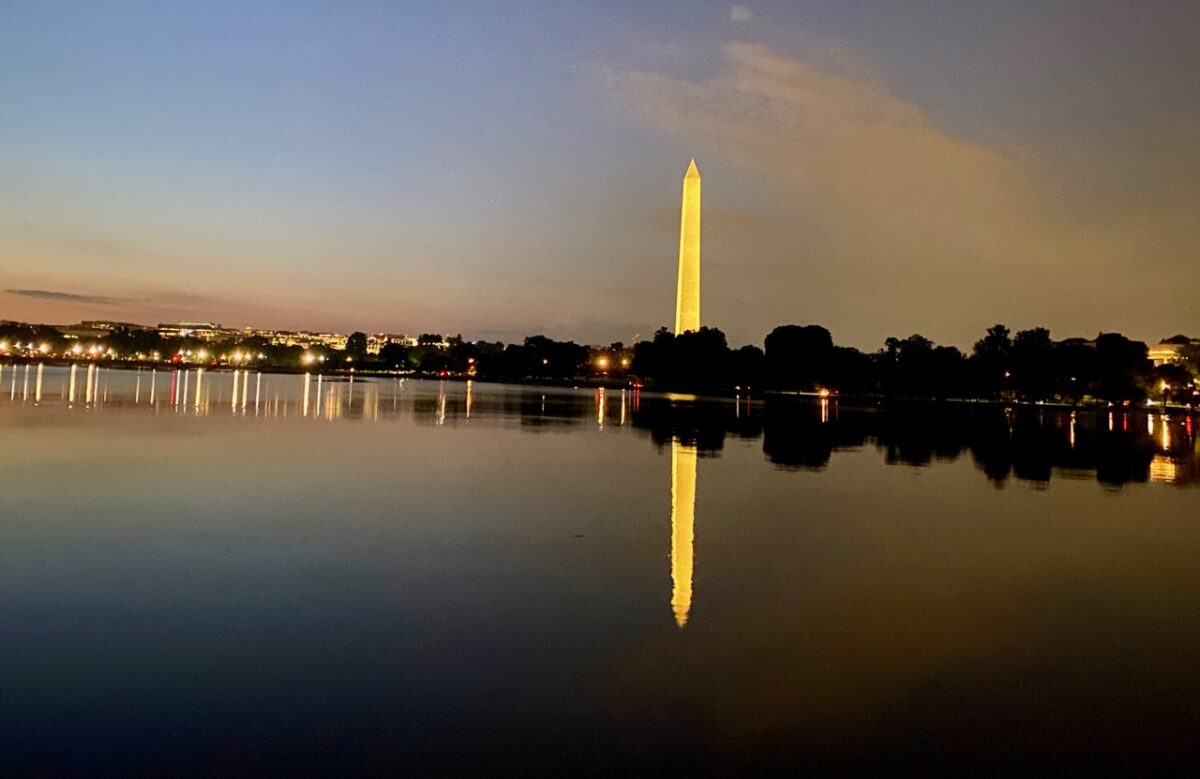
left=2, top=1, right=1197, bottom=347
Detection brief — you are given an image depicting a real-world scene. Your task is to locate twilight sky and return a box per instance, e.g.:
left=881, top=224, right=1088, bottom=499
left=1, top=1, right=1197, bottom=349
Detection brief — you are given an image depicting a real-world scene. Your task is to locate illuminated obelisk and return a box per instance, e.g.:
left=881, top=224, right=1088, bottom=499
left=670, top=440, right=697, bottom=628
left=674, top=159, right=701, bottom=334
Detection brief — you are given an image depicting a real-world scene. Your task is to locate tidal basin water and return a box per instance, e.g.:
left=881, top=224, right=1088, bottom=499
left=2, top=365, right=1199, bottom=772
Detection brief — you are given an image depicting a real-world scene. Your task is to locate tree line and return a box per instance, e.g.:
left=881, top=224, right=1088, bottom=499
left=2, top=320, right=1196, bottom=404
left=630, top=324, right=1198, bottom=405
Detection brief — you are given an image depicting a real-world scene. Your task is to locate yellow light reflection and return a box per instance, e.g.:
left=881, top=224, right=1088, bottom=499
left=1150, top=454, right=1178, bottom=484
left=670, top=440, right=697, bottom=629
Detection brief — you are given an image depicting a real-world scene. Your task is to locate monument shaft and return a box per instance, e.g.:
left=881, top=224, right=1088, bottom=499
left=674, top=159, right=701, bottom=334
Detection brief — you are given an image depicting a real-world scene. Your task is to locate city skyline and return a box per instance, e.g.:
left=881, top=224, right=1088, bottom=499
left=2, top=2, right=1198, bottom=350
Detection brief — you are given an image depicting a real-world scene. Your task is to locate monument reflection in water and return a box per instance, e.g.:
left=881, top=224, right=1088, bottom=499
left=670, top=440, right=696, bottom=628
left=6, top=364, right=1196, bottom=635
left=3, top=365, right=1200, bottom=772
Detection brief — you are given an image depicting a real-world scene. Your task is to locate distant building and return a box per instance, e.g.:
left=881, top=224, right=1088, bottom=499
left=80, top=320, right=147, bottom=332
left=265, top=330, right=348, bottom=350
left=367, top=334, right=416, bottom=354
left=57, top=320, right=147, bottom=340
left=1149, top=335, right=1197, bottom=366
left=158, top=322, right=239, bottom=341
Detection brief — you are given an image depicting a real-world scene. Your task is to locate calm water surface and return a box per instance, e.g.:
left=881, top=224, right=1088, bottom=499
left=2, top=365, right=1199, bottom=773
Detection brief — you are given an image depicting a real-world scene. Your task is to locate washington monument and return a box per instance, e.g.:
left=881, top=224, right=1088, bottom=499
left=674, top=159, right=701, bottom=334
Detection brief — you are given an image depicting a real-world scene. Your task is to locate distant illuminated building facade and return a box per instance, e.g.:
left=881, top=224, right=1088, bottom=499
left=157, top=322, right=239, bottom=342
left=1148, top=336, right=1197, bottom=366
left=674, top=159, right=701, bottom=334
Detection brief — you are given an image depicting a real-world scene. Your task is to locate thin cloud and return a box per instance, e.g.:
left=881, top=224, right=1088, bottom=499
left=5, top=288, right=118, bottom=305
left=606, top=40, right=1200, bottom=346
left=729, top=5, right=753, bottom=23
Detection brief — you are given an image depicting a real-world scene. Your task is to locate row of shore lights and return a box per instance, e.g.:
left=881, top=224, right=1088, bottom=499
left=0, top=340, right=52, bottom=354
left=594, top=356, right=632, bottom=371
left=1, top=341, right=123, bottom=358
left=0, top=341, right=276, bottom=364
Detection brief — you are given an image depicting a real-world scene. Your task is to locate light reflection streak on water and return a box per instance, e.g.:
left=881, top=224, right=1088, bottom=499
left=4, top=366, right=1199, bottom=487
left=670, top=439, right=697, bottom=629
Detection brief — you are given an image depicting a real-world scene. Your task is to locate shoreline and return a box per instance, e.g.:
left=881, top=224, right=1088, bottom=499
left=4, top=357, right=1197, bottom=413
